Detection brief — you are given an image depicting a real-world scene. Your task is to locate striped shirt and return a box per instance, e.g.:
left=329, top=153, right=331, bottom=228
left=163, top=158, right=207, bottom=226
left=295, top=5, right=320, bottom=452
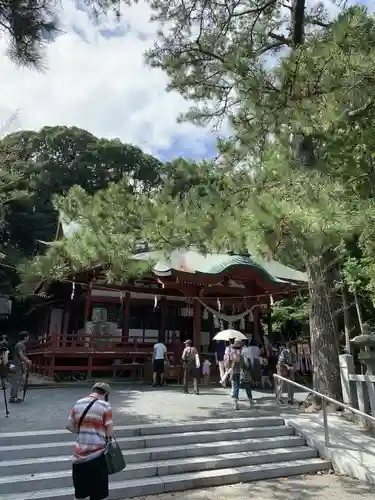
left=68, top=393, right=113, bottom=463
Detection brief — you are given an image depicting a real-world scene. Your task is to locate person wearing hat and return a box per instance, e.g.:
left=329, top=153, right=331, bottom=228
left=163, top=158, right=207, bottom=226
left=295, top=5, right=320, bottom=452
left=66, top=382, right=113, bottom=500
left=228, top=339, right=253, bottom=410
left=181, top=339, right=200, bottom=394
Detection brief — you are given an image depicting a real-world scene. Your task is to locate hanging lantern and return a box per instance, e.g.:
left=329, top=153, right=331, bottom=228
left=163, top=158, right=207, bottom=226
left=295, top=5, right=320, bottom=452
left=214, top=316, right=220, bottom=328
left=217, top=298, right=221, bottom=312
left=71, top=278, right=76, bottom=300
left=248, top=310, right=254, bottom=322
left=202, top=308, right=209, bottom=320
left=270, top=295, right=274, bottom=306
left=240, top=317, right=245, bottom=329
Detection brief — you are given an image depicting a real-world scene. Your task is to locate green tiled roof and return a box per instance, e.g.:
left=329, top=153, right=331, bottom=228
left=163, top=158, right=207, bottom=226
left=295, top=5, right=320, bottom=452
left=57, top=214, right=307, bottom=285
left=132, top=249, right=307, bottom=284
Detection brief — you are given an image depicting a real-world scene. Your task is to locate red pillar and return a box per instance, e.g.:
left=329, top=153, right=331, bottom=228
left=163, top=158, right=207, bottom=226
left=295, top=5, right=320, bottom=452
left=122, top=292, right=130, bottom=341
left=160, top=297, right=167, bottom=343
left=267, top=298, right=273, bottom=339
left=253, top=306, right=261, bottom=345
left=193, top=299, right=201, bottom=352
left=83, top=285, right=92, bottom=324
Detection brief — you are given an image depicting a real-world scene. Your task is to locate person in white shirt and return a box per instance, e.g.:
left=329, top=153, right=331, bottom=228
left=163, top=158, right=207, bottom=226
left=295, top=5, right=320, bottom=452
left=220, top=339, right=235, bottom=387
left=153, top=340, right=167, bottom=387
left=241, top=338, right=251, bottom=360
left=248, top=344, right=261, bottom=360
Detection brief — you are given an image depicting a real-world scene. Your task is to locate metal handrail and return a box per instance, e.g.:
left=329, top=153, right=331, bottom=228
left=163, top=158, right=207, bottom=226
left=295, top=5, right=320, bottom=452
left=274, top=373, right=375, bottom=446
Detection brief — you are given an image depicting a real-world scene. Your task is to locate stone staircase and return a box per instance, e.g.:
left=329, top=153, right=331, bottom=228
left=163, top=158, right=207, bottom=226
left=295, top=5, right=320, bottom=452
left=0, top=416, right=330, bottom=500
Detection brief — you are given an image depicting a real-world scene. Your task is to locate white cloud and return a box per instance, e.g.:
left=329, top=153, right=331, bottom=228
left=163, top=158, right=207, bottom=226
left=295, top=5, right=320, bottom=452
left=0, top=2, right=215, bottom=157
left=0, top=1, right=365, bottom=158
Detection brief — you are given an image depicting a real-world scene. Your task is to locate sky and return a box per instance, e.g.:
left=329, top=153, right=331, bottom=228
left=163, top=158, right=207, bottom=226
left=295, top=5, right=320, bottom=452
left=0, top=0, right=371, bottom=162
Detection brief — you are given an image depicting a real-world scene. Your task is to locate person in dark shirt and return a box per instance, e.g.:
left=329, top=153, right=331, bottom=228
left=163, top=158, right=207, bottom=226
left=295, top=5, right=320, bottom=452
left=0, top=334, right=9, bottom=378
left=276, top=342, right=294, bottom=405
left=215, top=341, right=226, bottom=382
left=9, top=331, right=31, bottom=403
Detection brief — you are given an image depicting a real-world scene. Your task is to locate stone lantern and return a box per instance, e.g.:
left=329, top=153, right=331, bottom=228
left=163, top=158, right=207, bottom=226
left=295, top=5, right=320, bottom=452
left=350, top=324, right=375, bottom=375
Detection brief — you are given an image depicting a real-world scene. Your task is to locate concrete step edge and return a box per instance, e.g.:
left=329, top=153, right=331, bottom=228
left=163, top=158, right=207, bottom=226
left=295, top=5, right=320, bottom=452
left=0, top=447, right=318, bottom=484
left=0, top=435, right=306, bottom=471
left=0, top=426, right=294, bottom=452
left=0, top=458, right=332, bottom=500
left=0, top=416, right=284, bottom=440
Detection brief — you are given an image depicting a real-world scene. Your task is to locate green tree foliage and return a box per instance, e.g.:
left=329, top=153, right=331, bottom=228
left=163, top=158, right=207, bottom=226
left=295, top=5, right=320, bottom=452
left=31, top=6, right=375, bottom=401
left=19, top=158, right=222, bottom=291
left=0, top=159, right=27, bottom=293
left=0, top=1, right=126, bottom=68
left=0, top=126, right=162, bottom=260
left=18, top=180, right=150, bottom=294
left=15, top=3, right=375, bottom=401
left=272, top=296, right=309, bottom=340
left=142, top=3, right=375, bottom=400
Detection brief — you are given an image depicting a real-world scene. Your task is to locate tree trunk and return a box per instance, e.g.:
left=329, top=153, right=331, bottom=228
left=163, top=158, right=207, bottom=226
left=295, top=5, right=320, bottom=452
left=307, top=253, right=342, bottom=402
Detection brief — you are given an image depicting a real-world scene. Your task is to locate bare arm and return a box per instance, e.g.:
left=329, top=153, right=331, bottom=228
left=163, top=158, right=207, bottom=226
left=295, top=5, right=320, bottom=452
left=2, top=350, right=9, bottom=365
left=66, top=409, right=77, bottom=433
left=104, top=407, right=114, bottom=439
left=105, top=422, right=114, bottom=439
left=17, top=345, right=31, bottom=365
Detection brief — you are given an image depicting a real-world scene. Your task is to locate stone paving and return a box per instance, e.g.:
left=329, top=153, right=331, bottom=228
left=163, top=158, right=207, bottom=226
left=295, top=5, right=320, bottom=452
left=136, top=475, right=374, bottom=500
left=0, top=384, right=296, bottom=432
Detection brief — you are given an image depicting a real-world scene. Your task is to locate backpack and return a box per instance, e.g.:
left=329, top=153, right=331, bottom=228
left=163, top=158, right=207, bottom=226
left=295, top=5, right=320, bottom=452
left=185, top=347, right=196, bottom=364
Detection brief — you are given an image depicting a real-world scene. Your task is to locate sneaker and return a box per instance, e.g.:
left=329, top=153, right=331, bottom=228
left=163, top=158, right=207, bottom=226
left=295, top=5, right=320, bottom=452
left=9, top=398, right=22, bottom=404
left=233, top=400, right=239, bottom=410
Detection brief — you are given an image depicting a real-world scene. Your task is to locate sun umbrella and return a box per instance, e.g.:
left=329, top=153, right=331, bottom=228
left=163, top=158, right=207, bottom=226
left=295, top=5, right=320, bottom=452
left=213, top=329, right=247, bottom=341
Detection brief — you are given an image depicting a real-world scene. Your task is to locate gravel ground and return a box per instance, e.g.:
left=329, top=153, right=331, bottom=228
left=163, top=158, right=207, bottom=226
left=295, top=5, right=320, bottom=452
left=134, top=474, right=374, bottom=500
left=0, top=384, right=306, bottom=432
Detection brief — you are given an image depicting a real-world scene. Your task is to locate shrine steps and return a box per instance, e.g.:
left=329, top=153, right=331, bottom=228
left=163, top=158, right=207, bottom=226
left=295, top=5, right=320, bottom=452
left=0, top=416, right=330, bottom=499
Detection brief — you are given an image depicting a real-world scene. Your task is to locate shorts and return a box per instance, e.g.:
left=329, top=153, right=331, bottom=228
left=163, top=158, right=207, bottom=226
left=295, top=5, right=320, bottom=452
left=72, top=453, right=109, bottom=500
left=153, top=359, right=165, bottom=374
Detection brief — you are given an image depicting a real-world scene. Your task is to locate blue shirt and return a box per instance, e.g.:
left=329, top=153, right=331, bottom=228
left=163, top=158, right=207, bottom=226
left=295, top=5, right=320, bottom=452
left=216, top=342, right=226, bottom=361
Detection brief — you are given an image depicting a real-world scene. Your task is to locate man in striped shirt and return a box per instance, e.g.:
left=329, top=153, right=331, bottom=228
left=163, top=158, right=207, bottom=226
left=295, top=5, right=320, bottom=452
left=66, top=382, right=113, bottom=500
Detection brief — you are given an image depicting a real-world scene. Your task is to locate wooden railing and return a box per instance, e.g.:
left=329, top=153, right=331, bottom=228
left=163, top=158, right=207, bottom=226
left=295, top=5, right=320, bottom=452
left=28, top=333, right=167, bottom=353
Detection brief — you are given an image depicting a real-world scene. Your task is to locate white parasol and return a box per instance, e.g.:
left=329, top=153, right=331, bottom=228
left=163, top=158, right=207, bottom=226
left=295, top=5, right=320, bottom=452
left=213, top=329, right=247, bottom=341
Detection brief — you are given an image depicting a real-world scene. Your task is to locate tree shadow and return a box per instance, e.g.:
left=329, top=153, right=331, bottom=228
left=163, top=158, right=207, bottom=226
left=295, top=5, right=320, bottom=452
left=140, top=475, right=373, bottom=500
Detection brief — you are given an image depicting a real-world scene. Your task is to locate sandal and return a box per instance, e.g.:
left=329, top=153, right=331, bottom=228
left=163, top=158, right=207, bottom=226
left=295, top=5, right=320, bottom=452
left=9, top=397, right=22, bottom=403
